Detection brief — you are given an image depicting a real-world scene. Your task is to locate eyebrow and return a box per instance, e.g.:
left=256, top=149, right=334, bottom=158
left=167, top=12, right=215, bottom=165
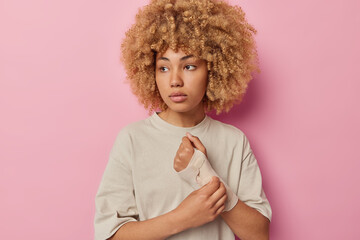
left=158, top=55, right=194, bottom=62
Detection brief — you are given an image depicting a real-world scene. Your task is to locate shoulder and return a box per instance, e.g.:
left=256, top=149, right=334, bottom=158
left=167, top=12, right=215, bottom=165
left=111, top=116, right=152, bottom=152
left=207, top=117, right=248, bottom=141
left=116, top=116, right=152, bottom=139
left=109, top=116, right=155, bottom=162
left=206, top=117, right=253, bottom=155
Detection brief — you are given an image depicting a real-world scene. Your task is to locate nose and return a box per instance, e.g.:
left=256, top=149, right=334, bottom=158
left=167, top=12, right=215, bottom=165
left=170, top=69, right=183, bottom=88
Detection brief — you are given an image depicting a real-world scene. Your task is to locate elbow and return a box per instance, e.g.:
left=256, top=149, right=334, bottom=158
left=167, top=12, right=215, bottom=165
left=258, top=218, right=270, bottom=240
left=234, top=220, right=269, bottom=240
left=249, top=217, right=270, bottom=240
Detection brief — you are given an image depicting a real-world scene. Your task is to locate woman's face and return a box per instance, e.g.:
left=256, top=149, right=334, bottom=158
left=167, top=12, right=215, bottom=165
left=155, top=48, right=208, bottom=115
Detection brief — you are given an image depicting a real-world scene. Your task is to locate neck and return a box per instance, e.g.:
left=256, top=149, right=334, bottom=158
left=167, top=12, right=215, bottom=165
left=158, top=107, right=206, bottom=128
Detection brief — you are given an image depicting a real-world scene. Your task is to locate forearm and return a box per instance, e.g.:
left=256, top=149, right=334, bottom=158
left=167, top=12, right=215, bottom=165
left=109, top=210, right=185, bottom=240
left=221, top=200, right=269, bottom=240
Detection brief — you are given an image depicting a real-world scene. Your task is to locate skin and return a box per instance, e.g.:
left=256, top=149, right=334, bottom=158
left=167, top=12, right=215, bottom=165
left=180, top=133, right=270, bottom=240
left=109, top=48, right=269, bottom=240
left=155, top=48, right=208, bottom=127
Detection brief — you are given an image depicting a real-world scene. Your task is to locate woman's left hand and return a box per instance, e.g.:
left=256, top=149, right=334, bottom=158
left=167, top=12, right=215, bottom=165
left=173, top=132, right=207, bottom=172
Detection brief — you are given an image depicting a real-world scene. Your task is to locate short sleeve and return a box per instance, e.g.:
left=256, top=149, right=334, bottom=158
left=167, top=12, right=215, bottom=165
left=237, top=135, right=272, bottom=221
left=94, top=130, right=139, bottom=240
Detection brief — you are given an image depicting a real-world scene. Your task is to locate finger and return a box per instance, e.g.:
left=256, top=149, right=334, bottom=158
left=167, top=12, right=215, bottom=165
left=178, top=143, right=191, bottom=155
left=186, top=132, right=206, bottom=155
left=213, top=192, right=227, bottom=212
left=208, top=182, right=227, bottom=206
left=215, top=202, right=225, bottom=215
left=181, top=136, right=193, bottom=149
left=180, top=137, right=194, bottom=158
left=200, top=176, right=220, bottom=196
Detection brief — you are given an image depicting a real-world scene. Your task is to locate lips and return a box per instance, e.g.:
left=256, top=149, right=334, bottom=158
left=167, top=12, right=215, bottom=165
left=169, top=92, right=187, bottom=103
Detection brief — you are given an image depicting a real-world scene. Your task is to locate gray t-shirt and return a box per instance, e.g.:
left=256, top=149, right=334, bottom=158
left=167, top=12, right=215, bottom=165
left=94, top=113, right=272, bottom=240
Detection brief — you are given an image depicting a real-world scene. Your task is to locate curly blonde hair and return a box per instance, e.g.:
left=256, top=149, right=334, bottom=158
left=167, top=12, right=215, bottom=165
left=121, top=0, right=258, bottom=114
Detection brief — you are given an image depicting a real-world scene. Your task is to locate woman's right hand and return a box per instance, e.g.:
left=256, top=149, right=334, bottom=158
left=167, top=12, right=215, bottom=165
left=173, top=176, right=227, bottom=230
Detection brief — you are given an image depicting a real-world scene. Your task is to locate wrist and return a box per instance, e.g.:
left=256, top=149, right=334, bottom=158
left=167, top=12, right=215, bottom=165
left=168, top=207, right=191, bottom=234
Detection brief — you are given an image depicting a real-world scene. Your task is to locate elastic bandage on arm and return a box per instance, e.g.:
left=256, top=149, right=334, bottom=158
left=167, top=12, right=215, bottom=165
left=177, top=149, right=238, bottom=211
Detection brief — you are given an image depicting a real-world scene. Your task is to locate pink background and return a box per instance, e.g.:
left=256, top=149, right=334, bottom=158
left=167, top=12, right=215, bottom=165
left=1, top=0, right=359, bottom=239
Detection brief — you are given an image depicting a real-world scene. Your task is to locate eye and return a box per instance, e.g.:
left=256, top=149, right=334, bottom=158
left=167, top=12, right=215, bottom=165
left=185, top=65, right=196, bottom=70
left=159, top=66, right=169, bottom=72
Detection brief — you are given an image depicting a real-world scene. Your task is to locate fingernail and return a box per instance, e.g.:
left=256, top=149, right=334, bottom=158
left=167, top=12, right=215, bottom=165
left=186, top=132, right=193, bottom=137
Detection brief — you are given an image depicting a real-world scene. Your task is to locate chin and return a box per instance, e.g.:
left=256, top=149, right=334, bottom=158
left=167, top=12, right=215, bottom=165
left=166, top=103, right=203, bottom=114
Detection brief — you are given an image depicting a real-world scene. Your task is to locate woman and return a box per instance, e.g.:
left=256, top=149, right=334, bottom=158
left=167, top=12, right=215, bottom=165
left=95, top=0, right=272, bottom=239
